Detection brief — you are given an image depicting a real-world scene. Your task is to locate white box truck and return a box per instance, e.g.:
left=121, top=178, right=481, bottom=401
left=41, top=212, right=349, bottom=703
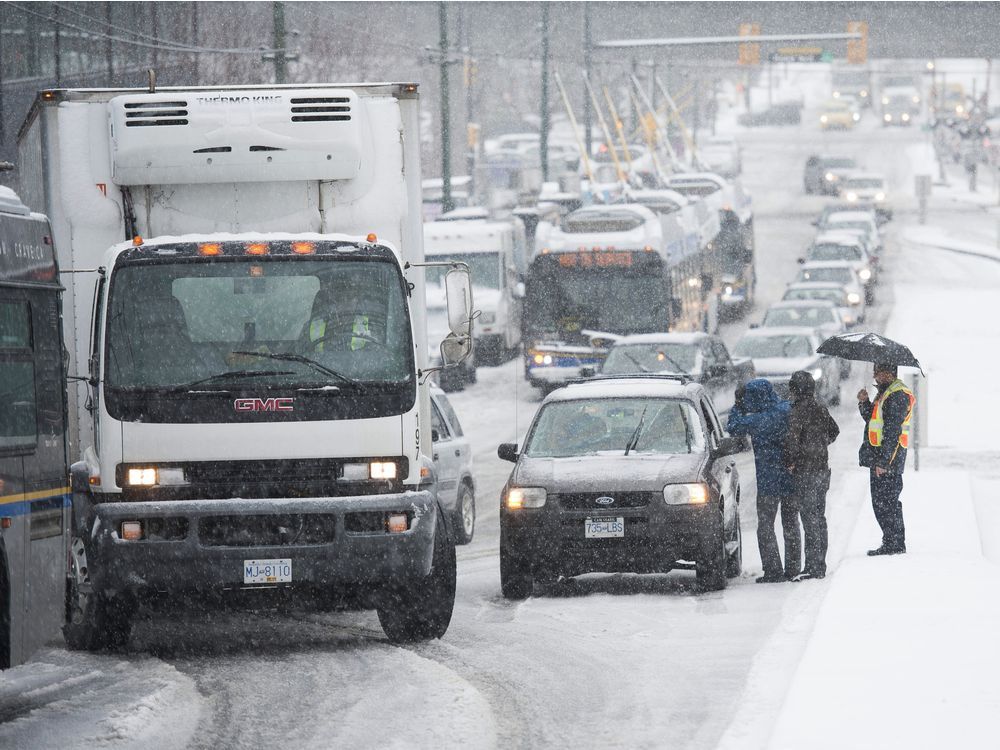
left=16, top=83, right=472, bottom=648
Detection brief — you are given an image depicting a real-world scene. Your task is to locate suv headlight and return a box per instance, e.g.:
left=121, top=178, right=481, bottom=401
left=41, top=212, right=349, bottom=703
left=858, top=268, right=872, bottom=281
left=847, top=292, right=862, bottom=305
left=507, top=487, right=547, bottom=509
left=811, top=367, right=824, bottom=381
left=663, top=483, right=709, bottom=505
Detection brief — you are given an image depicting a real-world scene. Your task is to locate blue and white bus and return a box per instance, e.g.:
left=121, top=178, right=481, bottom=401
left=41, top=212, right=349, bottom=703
left=0, top=186, right=69, bottom=668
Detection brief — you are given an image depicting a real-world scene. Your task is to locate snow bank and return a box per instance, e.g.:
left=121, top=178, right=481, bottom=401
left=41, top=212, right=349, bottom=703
left=767, top=471, right=1000, bottom=750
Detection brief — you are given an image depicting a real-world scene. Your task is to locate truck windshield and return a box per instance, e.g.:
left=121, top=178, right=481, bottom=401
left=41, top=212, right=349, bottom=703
left=105, top=257, right=413, bottom=390
left=426, top=252, right=501, bottom=289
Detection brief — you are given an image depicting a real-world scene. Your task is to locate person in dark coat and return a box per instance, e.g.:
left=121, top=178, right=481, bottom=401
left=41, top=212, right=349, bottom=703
left=727, top=379, right=798, bottom=582
left=857, top=362, right=915, bottom=555
left=785, top=371, right=840, bottom=580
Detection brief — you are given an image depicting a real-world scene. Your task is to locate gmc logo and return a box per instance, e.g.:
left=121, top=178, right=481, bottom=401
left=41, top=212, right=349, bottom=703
left=234, top=397, right=295, bottom=412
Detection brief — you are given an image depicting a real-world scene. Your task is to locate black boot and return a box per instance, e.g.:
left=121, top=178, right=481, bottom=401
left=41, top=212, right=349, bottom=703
left=867, top=544, right=906, bottom=556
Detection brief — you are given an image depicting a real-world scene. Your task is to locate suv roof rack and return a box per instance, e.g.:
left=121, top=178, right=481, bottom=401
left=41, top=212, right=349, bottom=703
left=566, top=373, right=693, bottom=386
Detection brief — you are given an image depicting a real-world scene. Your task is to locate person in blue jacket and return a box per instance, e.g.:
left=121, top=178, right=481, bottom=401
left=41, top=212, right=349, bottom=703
left=727, top=379, right=799, bottom=583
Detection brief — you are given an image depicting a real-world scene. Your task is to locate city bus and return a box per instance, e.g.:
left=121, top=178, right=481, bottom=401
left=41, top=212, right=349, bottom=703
left=522, top=203, right=713, bottom=392
left=0, top=186, right=69, bottom=668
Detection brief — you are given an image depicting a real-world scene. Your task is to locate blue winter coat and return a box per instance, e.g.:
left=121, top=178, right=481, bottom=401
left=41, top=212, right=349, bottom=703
left=726, top=378, right=794, bottom=497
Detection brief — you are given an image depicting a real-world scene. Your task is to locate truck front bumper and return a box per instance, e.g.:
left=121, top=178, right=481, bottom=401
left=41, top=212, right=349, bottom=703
left=84, top=491, right=437, bottom=595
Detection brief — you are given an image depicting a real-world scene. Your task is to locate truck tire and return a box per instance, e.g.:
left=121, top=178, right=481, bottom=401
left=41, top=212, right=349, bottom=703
left=696, top=518, right=728, bottom=592
left=63, top=538, right=134, bottom=651
left=453, top=484, right=476, bottom=545
left=499, top=546, right=533, bottom=600
left=1, top=554, right=10, bottom=669
left=377, top=513, right=456, bottom=643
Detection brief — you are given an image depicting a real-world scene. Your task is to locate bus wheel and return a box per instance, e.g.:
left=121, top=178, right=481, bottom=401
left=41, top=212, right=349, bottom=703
left=63, top=537, right=134, bottom=652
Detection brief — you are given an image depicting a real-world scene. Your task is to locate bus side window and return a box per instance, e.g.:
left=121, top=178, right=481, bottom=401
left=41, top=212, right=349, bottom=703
left=0, top=300, right=38, bottom=454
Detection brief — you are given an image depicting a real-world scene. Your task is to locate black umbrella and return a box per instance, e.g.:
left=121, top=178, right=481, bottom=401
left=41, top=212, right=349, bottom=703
left=817, top=332, right=924, bottom=375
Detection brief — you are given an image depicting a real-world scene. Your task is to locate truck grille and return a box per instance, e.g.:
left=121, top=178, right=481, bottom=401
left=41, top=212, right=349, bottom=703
left=199, top=513, right=337, bottom=547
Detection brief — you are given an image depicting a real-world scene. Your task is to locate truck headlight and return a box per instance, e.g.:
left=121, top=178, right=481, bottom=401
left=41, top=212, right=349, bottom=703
left=507, top=487, right=547, bottom=509
left=663, top=483, right=709, bottom=505
left=859, top=268, right=872, bottom=281
left=122, top=466, right=187, bottom=487
left=848, top=292, right=862, bottom=305
left=342, top=461, right=399, bottom=480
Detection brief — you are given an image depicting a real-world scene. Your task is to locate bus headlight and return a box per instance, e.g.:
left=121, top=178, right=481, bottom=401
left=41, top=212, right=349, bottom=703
left=507, top=487, right=547, bottom=509
left=532, top=351, right=554, bottom=366
left=663, top=483, right=709, bottom=505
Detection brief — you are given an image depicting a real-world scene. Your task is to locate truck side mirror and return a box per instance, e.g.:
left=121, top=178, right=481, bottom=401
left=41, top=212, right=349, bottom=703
left=445, top=268, right=473, bottom=337
left=440, top=333, right=472, bottom=366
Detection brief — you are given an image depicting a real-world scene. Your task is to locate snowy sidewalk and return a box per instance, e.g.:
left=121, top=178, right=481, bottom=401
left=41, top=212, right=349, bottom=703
left=766, top=470, right=1000, bottom=750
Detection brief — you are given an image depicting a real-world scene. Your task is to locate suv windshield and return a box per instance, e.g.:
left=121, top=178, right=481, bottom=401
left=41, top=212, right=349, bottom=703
left=783, top=287, right=848, bottom=305
left=525, top=398, right=706, bottom=457
left=602, top=343, right=698, bottom=375
left=106, top=257, right=413, bottom=390
left=763, top=307, right=837, bottom=327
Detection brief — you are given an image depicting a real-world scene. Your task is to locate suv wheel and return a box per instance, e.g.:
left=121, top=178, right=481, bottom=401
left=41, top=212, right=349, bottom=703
left=376, top=512, right=456, bottom=643
left=63, top=537, right=134, bottom=651
left=500, top=545, right=533, bottom=600
left=454, top=484, right=476, bottom=545
left=696, top=518, right=728, bottom=592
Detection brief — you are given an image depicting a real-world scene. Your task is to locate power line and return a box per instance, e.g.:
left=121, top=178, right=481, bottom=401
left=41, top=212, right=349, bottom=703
left=2, top=1, right=285, bottom=56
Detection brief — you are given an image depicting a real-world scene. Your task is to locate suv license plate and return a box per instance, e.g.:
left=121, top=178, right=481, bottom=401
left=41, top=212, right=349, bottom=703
left=585, top=517, right=625, bottom=539
left=244, top=558, right=292, bottom=584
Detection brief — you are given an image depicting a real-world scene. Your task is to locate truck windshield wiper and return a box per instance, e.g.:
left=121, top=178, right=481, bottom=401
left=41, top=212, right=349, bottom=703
left=231, top=351, right=363, bottom=388
left=624, top=405, right=649, bottom=456
left=174, top=370, right=295, bottom=391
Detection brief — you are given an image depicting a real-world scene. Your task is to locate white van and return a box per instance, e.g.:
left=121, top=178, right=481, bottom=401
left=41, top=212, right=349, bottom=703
left=424, top=218, right=526, bottom=364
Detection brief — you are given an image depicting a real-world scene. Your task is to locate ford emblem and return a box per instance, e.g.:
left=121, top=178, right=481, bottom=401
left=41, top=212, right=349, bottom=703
left=595, top=496, right=615, bottom=505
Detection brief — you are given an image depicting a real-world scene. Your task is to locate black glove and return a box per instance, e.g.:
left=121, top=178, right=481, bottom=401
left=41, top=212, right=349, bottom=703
left=735, top=384, right=746, bottom=408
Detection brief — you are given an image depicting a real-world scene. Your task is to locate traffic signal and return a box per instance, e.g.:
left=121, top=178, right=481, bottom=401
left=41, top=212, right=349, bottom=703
left=847, top=21, right=868, bottom=64
left=738, top=23, right=761, bottom=66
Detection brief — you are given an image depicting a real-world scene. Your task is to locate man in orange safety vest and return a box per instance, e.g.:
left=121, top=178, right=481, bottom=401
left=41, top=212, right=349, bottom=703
left=857, top=362, right=915, bottom=556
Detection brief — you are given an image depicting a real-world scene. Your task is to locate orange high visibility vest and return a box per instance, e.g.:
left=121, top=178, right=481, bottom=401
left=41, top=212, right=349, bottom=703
left=867, top=379, right=915, bottom=449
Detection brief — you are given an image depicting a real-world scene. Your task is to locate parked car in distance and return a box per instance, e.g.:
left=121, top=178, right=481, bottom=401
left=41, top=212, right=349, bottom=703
left=731, top=327, right=842, bottom=405
left=804, top=232, right=878, bottom=298
left=759, top=300, right=851, bottom=376
left=430, top=387, right=477, bottom=544
left=803, top=155, right=860, bottom=195
left=600, top=332, right=755, bottom=414
left=497, top=375, right=745, bottom=596
left=795, top=260, right=867, bottom=321
left=839, top=173, right=892, bottom=220
left=782, top=281, right=862, bottom=327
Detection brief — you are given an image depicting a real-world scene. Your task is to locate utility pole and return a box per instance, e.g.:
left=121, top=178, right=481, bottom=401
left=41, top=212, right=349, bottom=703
left=460, top=5, right=475, bottom=194
left=583, top=2, right=593, bottom=157
left=54, top=4, right=62, bottom=86
left=105, top=1, right=114, bottom=84
left=439, top=1, right=453, bottom=212
left=540, top=3, right=551, bottom=183
left=150, top=3, right=159, bottom=72
left=192, top=2, right=200, bottom=84
left=272, top=1, right=287, bottom=84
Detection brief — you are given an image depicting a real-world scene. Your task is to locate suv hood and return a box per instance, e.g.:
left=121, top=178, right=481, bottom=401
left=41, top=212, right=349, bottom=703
left=513, top=452, right=705, bottom=493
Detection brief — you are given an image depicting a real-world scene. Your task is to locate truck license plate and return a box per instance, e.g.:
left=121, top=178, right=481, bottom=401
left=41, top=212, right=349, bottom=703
left=585, top=517, right=625, bottom=539
left=243, top=558, right=292, bottom=584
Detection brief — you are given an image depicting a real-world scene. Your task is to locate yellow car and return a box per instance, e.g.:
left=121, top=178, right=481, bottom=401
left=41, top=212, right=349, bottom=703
left=819, top=99, right=860, bottom=130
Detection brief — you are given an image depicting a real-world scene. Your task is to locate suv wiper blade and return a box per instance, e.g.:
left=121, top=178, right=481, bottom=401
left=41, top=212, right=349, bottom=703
left=624, top=405, right=649, bottom=456
left=174, top=369, right=295, bottom=391
left=231, top=351, right=363, bottom=388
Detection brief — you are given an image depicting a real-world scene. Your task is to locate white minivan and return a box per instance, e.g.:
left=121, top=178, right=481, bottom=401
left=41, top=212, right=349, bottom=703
left=425, top=217, right=526, bottom=364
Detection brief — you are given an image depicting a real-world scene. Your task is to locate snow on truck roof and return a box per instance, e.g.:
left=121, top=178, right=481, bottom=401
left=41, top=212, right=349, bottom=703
left=109, top=232, right=399, bottom=256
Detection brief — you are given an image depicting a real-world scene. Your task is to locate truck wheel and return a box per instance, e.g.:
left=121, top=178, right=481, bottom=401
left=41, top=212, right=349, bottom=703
left=726, top=510, right=743, bottom=579
left=453, top=484, right=476, bottom=545
left=500, top=546, right=533, bottom=600
left=696, top=519, right=728, bottom=592
left=377, top=513, right=456, bottom=643
left=1, top=555, right=10, bottom=669
left=63, top=538, right=134, bottom=651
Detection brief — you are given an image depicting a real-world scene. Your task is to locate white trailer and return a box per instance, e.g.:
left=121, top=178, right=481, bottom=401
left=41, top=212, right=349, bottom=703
left=16, top=83, right=472, bottom=647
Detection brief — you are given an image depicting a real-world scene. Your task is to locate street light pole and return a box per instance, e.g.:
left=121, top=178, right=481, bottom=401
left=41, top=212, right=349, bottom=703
left=583, top=2, right=593, bottom=157
left=439, top=1, right=453, bottom=212
left=540, top=2, right=550, bottom=183
left=272, top=1, right=287, bottom=84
